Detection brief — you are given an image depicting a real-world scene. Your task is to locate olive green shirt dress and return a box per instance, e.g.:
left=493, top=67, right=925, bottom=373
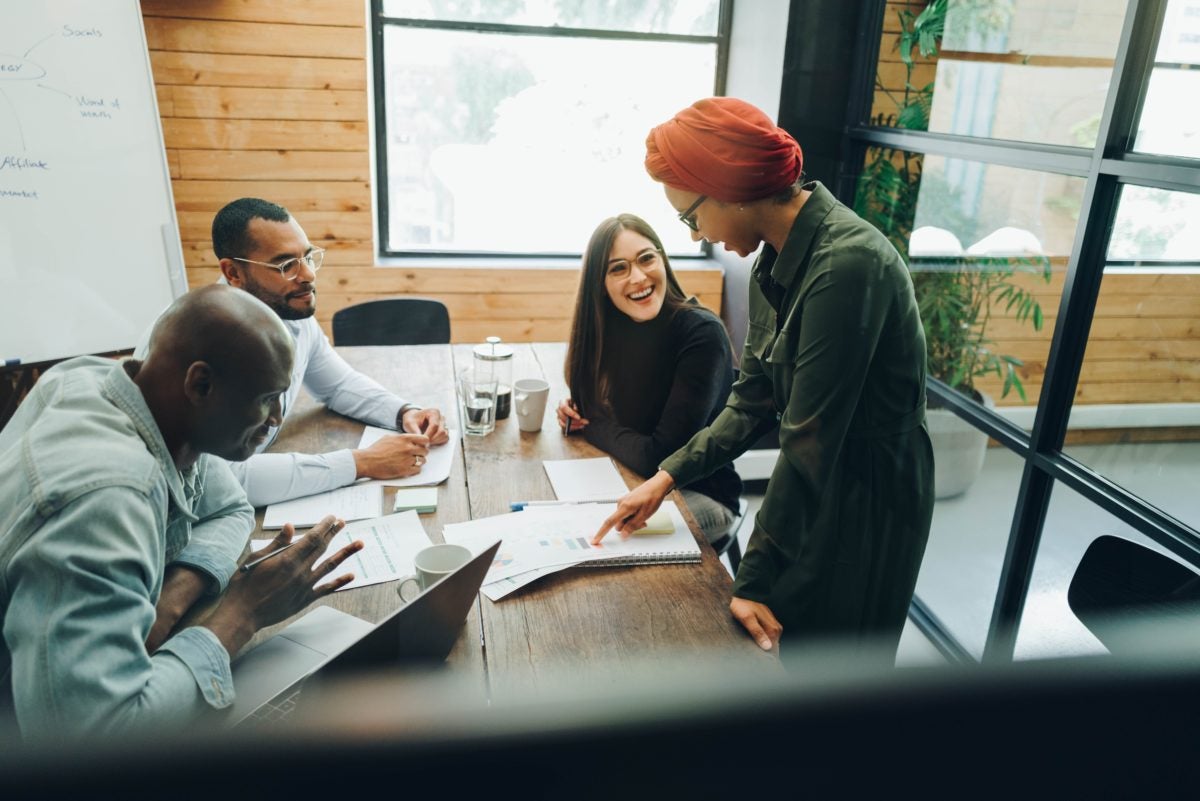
left=660, top=182, right=935, bottom=650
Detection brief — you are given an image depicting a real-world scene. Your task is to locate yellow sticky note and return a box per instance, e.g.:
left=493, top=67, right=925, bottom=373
left=632, top=509, right=673, bottom=535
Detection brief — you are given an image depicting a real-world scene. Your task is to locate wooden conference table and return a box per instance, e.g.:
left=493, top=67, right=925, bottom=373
left=257, top=343, right=775, bottom=697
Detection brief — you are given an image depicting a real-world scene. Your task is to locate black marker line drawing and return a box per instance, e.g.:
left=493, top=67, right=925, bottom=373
left=23, top=32, right=54, bottom=59
left=1, top=26, right=116, bottom=154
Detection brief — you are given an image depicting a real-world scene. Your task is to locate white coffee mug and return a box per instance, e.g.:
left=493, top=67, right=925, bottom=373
left=397, top=542, right=472, bottom=602
left=513, top=378, right=550, bottom=433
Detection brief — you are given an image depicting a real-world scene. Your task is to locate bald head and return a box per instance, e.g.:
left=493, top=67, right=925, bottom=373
left=147, top=284, right=292, bottom=373
left=139, top=285, right=294, bottom=464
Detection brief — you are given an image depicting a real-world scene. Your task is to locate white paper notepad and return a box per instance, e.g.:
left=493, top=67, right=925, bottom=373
left=542, top=457, right=628, bottom=502
left=262, top=483, right=383, bottom=530
left=358, top=426, right=460, bottom=487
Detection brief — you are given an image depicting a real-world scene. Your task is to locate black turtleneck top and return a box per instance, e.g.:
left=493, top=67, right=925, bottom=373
left=580, top=301, right=742, bottom=515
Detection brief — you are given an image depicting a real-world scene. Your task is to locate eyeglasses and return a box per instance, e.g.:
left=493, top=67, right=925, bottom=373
left=607, top=249, right=662, bottom=279
left=231, top=248, right=325, bottom=281
left=678, top=195, right=707, bottom=232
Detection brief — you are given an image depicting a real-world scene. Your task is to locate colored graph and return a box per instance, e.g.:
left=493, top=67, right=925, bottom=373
left=537, top=536, right=594, bottom=551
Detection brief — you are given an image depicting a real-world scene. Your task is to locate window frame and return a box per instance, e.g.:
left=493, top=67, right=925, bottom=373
left=840, top=0, right=1200, bottom=664
left=368, top=0, right=735, bottom=260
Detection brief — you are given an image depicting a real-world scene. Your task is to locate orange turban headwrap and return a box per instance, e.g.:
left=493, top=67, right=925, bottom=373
left=644, top=97, right=803, bottom=203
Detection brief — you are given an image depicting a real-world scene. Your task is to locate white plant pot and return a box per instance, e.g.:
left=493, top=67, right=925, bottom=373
left=926, top=392, right=994, bottom=500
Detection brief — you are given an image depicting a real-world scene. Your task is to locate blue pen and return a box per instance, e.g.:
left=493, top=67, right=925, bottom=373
left=510, top=499, right=620, bottom=512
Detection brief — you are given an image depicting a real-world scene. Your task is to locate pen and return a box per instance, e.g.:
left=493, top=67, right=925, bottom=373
left=509, top=499, right=621, bottom=511
left=564, top=417, right=573, bottom=436
left=240, top=539, right=302, bottom=572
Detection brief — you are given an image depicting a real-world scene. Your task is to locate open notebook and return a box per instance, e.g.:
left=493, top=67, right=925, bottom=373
left=443, top=502, right=700, bottom=600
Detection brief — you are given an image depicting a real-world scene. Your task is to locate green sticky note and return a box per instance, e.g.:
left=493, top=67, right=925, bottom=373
left=632, top=509, right=673, bottom=535
left=393, top=487, right=438, bottom=514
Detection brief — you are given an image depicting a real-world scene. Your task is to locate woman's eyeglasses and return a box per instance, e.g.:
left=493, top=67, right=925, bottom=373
left=607, top=249, right=662, bottom=279
left=678, top=195, right=707, bottom=232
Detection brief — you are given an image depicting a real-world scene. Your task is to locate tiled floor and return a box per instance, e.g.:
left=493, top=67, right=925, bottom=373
left=723, top=439, right=1199, bottom=665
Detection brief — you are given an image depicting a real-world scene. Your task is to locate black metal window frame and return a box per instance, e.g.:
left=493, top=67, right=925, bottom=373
left=839, top=0, right=1200, bottom=664
left=368, top=0, right=735, bottom=260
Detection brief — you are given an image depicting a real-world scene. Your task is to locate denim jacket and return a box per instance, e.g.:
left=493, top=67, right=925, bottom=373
left=0, top=357, right=253, bottom=738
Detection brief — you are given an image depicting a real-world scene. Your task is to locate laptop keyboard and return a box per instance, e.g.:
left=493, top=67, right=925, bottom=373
left=249, top=686, right=302, bottom=725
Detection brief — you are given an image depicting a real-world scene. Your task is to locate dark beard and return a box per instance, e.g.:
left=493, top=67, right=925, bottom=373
left=241, top=274, right=316, bottom=320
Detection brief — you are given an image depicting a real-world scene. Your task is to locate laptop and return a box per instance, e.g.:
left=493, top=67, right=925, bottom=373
left=226, top=540, right=500, bottom=727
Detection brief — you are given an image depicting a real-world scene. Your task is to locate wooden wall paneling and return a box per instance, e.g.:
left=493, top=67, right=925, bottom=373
left=162, top=119, right=367, bottom=151
left=155, top=84, right=174, bottom=116
left=171, top=180, right=371, bottom=212
left=176, top=210, right=373, bottom=241
left=149, top=52, right=366, bottom=90
left=168, top=86, right=367, bottom=121
left=143, top=18, right=363, bottom=59
left=174, top=150, right=370, bottom=181
left=141, top=0, right=365, bottom=27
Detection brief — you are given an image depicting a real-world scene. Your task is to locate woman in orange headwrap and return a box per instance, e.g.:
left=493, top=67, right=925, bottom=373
left=594, top=97, right=935, bottom=660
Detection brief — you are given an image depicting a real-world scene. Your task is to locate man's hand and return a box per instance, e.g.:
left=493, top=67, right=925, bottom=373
left=147, top=565, right=211, bottom=653
left=203, top=517, right=363, bottom=657
left=730, top=597, right=782, bottom=651
left=400, top=407, right=449, bottom=445
left=592, top=470, right=675, bottom=544
left=352, top=433, right=431, bottom=479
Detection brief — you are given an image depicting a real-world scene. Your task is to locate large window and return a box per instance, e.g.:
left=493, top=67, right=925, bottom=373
left=842, top=0, right=1200, bottom=663
left=371, top=1, right=729, bottom=257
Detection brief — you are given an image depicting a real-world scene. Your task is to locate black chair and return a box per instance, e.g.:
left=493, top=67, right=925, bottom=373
left=331, top=298, right=451, bottom=346
left=711, top=497, right=747, bottom=574
left=1068, top=535, right=1200, bottom=654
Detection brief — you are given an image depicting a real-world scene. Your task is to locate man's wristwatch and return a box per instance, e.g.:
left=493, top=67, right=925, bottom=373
left=396, top=403, right=423, bottom=428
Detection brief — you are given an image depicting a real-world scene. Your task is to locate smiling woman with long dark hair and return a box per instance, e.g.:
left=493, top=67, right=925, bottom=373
left=559, top=213, right=741, bottom=545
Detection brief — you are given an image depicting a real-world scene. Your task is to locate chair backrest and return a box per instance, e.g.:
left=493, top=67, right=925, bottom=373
left=1068, top=535, right=1200, bottom=654
left=331, top=298, right=451, bottom=346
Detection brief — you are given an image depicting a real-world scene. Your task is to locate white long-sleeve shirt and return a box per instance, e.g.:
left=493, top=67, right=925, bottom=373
left=229, top=317, right=411, bottom=506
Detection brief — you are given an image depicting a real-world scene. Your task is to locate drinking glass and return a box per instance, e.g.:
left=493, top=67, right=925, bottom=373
left=458, top=366, right=497, bottom=436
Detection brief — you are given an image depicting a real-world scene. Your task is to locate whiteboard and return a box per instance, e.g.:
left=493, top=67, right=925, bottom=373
left=0, top=0, right=184, bottom=366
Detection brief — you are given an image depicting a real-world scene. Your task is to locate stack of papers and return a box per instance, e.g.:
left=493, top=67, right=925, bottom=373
left=251, top=510, right=432, bottom=592
left=442, top=502, right=699, bottom=601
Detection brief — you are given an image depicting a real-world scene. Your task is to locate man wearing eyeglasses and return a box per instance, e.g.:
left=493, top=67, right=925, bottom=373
left=190, top=197, right=449, bottom=508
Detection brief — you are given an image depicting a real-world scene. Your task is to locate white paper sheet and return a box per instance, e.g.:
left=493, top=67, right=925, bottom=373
left=262, top=483, right=384, bottom=530
left=480, top=565, right=570, bottom=602
left=542, top=457, right=628, bottom=502
left=251, top=510, right=432, bottom=591
left=358, top=426, right=460, bottom=487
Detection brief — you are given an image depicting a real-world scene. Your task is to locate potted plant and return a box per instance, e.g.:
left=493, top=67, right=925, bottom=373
left=854, top=0, right=1050, bottom=497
